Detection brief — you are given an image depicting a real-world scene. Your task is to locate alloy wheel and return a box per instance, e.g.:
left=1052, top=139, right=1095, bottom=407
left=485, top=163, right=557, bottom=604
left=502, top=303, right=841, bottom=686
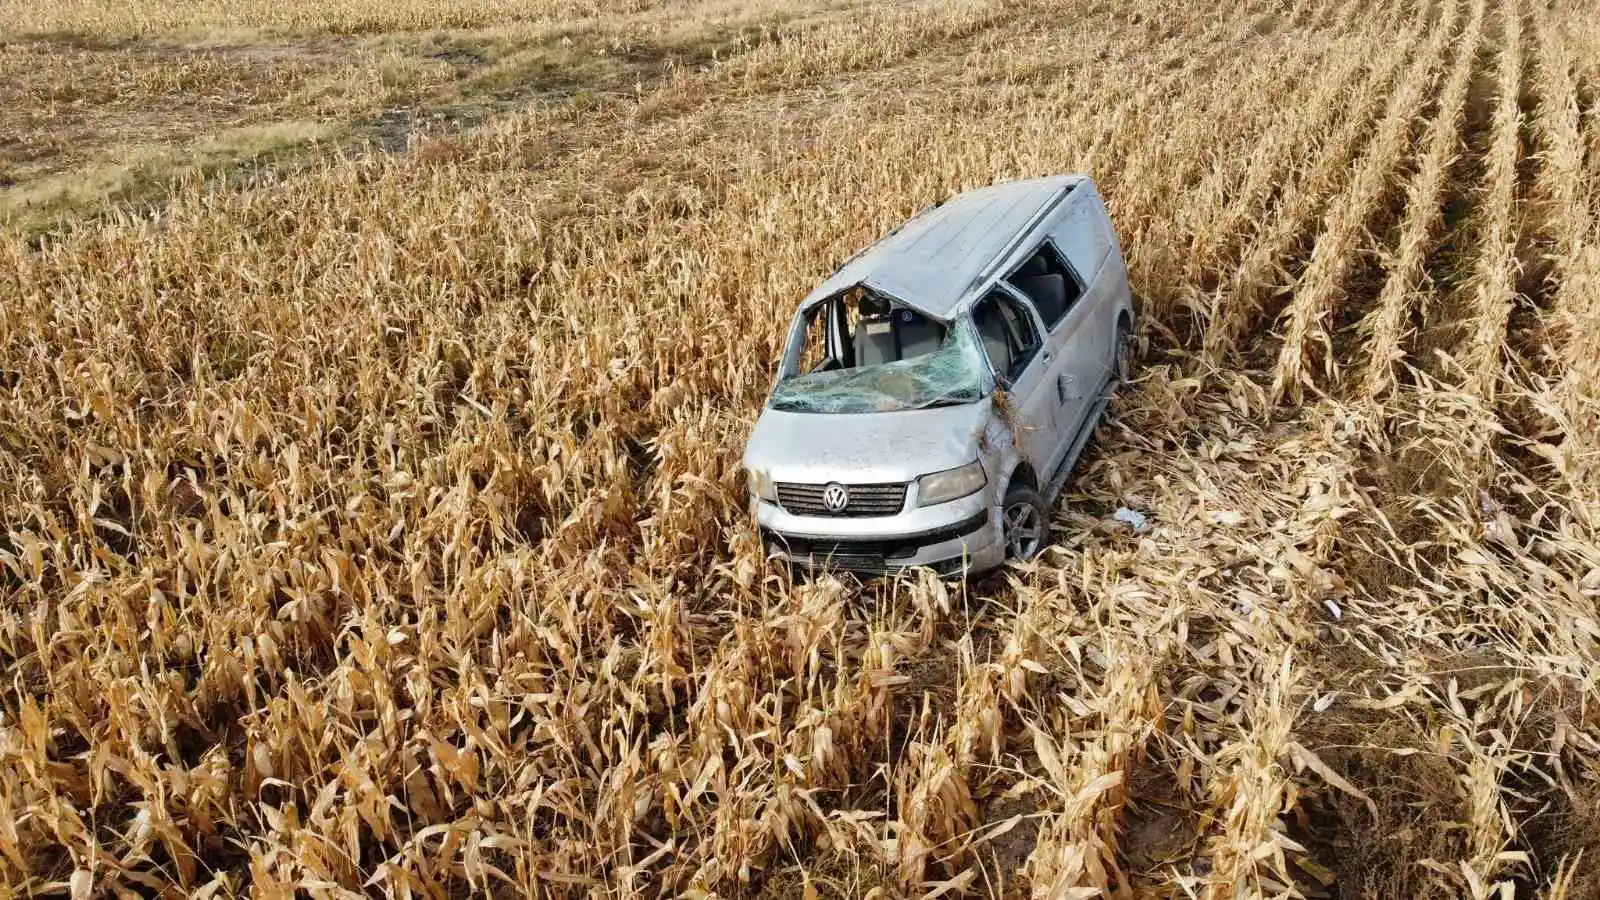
left=1003, top=501, right=1043, bottom=560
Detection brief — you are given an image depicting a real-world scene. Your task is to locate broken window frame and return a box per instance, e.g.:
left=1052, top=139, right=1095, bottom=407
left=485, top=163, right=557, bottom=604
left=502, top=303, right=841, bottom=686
left=770, top=286, right=994, bottom=414
left=971, top=283, right=1046, bottom=385
left=1002, top=238, right=1086, bottom=331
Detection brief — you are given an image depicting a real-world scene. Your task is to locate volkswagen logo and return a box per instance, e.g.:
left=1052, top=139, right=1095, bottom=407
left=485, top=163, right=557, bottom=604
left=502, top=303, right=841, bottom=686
left=821, top=482, right=850, bottom=513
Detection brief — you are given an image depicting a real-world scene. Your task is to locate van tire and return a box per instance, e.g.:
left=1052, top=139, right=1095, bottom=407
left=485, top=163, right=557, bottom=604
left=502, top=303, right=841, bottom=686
left=1001, top=484, right=1047, bottom=562
left=1114, top=321, right=1132, bottom=385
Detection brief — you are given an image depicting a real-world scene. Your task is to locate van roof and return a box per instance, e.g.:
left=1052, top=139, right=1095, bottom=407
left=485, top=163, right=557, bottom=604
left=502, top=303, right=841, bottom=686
left=801, top=175, right=1086, bottom=321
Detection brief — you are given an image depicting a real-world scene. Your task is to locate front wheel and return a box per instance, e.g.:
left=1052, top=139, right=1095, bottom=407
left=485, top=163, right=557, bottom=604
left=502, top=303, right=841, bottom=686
left=1001, top=484, right=1047, bottom=562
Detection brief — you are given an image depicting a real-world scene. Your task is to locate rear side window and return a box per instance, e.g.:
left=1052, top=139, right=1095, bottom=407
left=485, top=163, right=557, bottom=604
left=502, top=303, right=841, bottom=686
left=1057, top=193, right=1113, bottom=284
left=971, top=289, right=1042, bottom=381
left=1004, top=242, right=1083, bottom=330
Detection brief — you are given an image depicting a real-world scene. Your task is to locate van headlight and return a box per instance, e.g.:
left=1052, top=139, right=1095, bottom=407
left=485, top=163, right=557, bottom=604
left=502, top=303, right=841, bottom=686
left=747, top=468, right=777, bottom=502
left=917, top=460, right=986, bottom=506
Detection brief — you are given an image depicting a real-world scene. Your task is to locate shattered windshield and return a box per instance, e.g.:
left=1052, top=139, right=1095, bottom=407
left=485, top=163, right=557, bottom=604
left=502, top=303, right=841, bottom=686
left=769, top=288, right=991, bottom=414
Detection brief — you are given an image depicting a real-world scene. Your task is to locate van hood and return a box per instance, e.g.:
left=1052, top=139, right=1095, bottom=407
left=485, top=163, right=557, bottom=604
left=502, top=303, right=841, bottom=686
left=743, top=399, right=993, bottom=484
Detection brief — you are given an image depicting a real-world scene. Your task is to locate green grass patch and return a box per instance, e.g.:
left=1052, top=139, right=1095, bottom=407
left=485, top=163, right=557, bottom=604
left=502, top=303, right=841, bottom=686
left=1, top=120, right=338, bottom=238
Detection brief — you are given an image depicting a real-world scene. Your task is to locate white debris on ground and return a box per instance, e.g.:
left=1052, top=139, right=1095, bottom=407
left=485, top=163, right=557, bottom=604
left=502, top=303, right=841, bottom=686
left=1111, top=507, right=1150, bottom=532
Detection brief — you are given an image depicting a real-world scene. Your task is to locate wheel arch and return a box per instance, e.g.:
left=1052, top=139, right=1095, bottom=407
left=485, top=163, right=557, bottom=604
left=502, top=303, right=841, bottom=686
left=1003, top=460, right=1039, bottom=496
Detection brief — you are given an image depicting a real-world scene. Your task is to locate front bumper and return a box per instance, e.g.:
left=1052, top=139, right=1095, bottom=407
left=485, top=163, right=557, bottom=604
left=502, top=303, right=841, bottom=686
left=754, top=495, right=1005, bottom=575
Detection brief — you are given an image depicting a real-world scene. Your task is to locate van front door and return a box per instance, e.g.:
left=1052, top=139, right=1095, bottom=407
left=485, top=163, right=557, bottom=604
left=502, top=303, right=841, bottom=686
left=971, top=286, right=1057, bottom=475
left=1004, top=240, right=1097, bottom=480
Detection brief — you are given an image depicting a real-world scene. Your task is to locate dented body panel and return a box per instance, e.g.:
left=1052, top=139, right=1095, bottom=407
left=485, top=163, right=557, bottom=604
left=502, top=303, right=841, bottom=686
left=743, top=175, right=1134, bottom=576
left=745, top=402, right=995, bottom=485
left=800, top=175, right=1086, bottom=322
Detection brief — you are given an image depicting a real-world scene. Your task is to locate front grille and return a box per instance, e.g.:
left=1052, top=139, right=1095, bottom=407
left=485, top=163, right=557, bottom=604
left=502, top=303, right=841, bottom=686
left=776, top=481, right=907, bottom=517
left=780, top=536, right=892, bottom=560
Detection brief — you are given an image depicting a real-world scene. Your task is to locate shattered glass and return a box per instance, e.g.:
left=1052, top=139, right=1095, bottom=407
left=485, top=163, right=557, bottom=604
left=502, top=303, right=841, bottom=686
left=769, top=321, right=992, bottom=414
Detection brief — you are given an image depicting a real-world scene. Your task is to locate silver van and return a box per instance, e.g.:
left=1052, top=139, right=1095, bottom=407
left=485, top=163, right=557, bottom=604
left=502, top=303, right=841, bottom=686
left=743, top=175, right=1134, bottom=575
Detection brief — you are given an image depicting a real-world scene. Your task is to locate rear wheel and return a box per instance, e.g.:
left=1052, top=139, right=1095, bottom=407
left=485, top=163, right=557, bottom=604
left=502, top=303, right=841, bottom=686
left=1001, top=483, right=1047, bottom=561
left=1114, top=321, right=1132, bottom=385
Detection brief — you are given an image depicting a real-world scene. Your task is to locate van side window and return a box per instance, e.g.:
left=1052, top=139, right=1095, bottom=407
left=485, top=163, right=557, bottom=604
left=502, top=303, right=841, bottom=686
left=1004, top=242, right=1084, bottom=330
left=972, top=289, right=1042, bottom=381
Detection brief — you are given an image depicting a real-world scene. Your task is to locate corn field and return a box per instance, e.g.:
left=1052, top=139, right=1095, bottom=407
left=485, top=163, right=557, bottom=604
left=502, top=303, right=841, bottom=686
left=4, top=0, right=1600, bottom=896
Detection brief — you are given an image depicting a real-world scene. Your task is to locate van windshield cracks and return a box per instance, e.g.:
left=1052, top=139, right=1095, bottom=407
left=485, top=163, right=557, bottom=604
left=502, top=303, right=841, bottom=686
left=768, top=287, right=991, bottom=414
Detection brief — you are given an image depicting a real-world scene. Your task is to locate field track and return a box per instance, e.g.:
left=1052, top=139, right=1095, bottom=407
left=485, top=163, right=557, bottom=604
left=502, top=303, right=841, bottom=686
left=4, top=0, right=1600, bottom=896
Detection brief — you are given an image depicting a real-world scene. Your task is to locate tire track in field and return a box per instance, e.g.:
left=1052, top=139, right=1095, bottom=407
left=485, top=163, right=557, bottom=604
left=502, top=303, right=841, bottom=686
left=1121, top=5, right=1495, bottom=893
left=1140, top=0, right=1407, bottom=355
left=1494, top=0, right=1570, bottom=497
left=1268, top=0, right=1465, bottom=403
left=957, top=7, right=1360, bottom=891
left=1045, top=4, right=1444, bottom=892
left=989, top=4, right=1384, bottom=887
left=1318, top=0, right=1486, bottom=627
left=1417, top=0, right=1565, bottom=507
left=1091, top=10, right=1412, bottom=888
left=1452, top=0, right=1522, bottom=415
left=1405, top=2, right=1497, bottom=395
left=1198, top=1, right=1428, bottom=369
left=1350, top=0, right=1485, bottom=403
left=1348, top=0, right=1500, bottom=632
left=1298, top=4, right=1561, bottom=864
left=1325, top=0, right=1487, bottom=630
left=1340, top=5, right=1584, bottom=893
left=945, top=10, right=1386, bottom=889
left=1532, top=11, right=1600, bottom=506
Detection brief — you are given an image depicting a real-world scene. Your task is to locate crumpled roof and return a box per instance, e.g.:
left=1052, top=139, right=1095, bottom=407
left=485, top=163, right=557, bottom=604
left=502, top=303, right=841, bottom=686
left=802, top=175, right=1084, bottom=321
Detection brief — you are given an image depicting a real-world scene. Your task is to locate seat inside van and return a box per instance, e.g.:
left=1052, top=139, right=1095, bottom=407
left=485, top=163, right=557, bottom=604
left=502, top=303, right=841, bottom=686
left=1006, top=248, right=1081, bottom=328
left=853, top=306, right=944, bottom=366
left=853, top=314, right=896, bottom=366
left=1014, top=273, right=1067, bottom=324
